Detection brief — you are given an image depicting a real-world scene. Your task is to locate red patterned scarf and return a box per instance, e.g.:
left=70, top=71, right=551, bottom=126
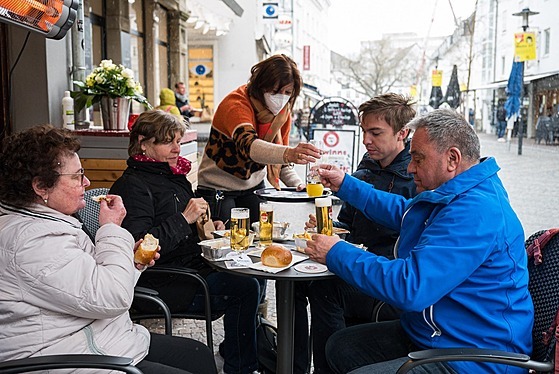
left=133, top=154, right=191, bottom=175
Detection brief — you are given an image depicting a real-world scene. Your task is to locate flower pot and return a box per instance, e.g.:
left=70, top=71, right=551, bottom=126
left=100, top=96, right=131, bottom=131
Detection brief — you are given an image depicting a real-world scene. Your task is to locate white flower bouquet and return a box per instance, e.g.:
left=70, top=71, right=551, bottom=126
left=71, top=59, right=151, bottom=111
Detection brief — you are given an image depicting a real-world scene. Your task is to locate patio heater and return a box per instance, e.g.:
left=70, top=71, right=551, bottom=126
left=0, top=0, right=78, bottom=39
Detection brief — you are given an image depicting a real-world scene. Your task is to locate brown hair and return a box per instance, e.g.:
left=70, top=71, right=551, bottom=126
left=0, top=125, right=80, bottom=208
left=246, top=54, right=302, bottom=107
left=128, top=109, right=187, bottom=156
left=359, top=93, right=416, bottom=135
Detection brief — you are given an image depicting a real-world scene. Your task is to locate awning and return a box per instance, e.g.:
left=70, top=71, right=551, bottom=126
left=302, top=86, right=323, bottom=102
left=471, top=71, right=559, bottom=90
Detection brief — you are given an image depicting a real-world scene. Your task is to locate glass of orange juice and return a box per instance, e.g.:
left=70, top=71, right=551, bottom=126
left=306, top=139, right=325, bottom=197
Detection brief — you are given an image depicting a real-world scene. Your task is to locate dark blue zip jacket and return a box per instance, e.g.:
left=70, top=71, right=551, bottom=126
left=328, top=157, right=533, bottom=374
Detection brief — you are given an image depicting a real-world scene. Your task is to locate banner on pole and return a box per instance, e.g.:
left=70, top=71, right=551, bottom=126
left=514, top=32, right=536, bottom=62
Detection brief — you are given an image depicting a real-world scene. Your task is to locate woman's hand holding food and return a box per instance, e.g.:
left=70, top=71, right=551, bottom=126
left=285, top=142, right=323, bottom=165
left=98, top=194, right=127, bottom=227
left=133, top=238, right=161, bottom=270
left=182, top=197, right=209, bottom=224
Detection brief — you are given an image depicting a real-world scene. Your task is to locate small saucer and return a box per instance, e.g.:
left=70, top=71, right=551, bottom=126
left=294, top=263, right=328, bottom=274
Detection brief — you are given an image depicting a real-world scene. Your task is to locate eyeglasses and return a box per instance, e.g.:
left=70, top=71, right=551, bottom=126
left=56, top=168, right=86, bottom=186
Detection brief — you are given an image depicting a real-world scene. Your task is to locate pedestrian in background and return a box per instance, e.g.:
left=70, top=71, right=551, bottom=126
left=175, top=82, right=194, bottom=118
left=496, top=105, right=507, bottom=141
left=306, top=109, right=532, bottom=374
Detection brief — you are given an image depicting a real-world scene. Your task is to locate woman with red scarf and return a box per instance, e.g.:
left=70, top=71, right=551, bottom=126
left=110, top=110, right=261, bottom=374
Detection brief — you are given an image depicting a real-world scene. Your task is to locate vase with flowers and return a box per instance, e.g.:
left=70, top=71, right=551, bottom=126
left=72, top=59, right=151, bottom=130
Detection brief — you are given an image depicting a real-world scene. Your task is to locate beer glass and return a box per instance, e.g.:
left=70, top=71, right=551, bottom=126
left=315, top=197, right=333, bottom=236
left=230, top=208, right=250, bottom=251
left=306, top=139, right=325, bottom=197
left=259, top=202, right=274, bottom=246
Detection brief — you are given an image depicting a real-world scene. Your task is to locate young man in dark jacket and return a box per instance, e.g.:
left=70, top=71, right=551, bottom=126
left=306, top=93, right=417, bottom=373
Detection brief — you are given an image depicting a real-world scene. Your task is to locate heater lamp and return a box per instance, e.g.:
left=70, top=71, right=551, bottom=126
left=0, top=0, right=78, bottom=39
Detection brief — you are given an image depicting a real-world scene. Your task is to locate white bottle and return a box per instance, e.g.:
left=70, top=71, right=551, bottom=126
left=62, top=91, right=75, bottom=130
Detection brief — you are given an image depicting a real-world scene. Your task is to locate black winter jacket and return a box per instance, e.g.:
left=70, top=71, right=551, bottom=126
left=110, top=158, right=210, bottom=275
left=335, top=143, right=416, bottom=259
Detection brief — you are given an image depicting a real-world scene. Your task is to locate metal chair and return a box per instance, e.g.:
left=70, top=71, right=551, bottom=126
left=396, top=229, right=559, bottom=373
left=0, top=354, right=143, bottom=373
left=78, top=187, right=221, bottom=353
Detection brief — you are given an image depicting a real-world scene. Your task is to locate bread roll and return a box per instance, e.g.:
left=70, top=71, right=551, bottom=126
left=261, top=245, right=292, bottom=268
left=134, top=233, right=159, bottom=265
left=91, top=195, right=112, bottom=203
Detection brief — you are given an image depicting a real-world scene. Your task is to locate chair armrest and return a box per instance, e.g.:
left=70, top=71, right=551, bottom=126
left=396, top=348, right=553, bottom=374
left=0, top=354, right=143, bottom=374
left=133, top=287, right=172, bottom=335
left=134, top=286, right=159, bottom=297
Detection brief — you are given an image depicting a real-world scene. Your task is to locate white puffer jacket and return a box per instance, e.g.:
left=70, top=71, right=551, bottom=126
left=0, top=202, right=150, bottom=366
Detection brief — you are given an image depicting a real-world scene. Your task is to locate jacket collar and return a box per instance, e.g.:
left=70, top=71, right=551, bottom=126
left=0, top=202, right=83, bottom=228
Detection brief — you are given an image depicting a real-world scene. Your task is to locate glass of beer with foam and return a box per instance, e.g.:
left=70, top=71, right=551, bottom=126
left=306, top=139, right=325, bottom=197
left=259, top=202, right=274, bottom=246
left=230, top=208, right=250, bottom=251
left=315, top=197, right=333, bottom=236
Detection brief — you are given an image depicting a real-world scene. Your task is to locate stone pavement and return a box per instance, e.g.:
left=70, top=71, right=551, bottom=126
left=142, top=131, right=559, bottom=371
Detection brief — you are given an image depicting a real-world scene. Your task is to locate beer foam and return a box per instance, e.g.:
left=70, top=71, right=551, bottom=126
left=315, top=196, right=332, bottom=207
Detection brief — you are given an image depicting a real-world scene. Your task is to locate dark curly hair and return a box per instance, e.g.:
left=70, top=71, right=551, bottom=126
left=246, top=54, right=302, bottom=108
left=0, top=125, right=80, bottom=208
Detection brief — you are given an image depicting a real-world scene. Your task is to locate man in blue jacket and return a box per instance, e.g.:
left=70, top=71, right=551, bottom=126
left=305, top=93, right=417, bottom=373
left=305, top=109, right=533, bottom=374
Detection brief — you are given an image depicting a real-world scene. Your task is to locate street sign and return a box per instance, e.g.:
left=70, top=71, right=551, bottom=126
left=514, top=32, right=537, bottom=61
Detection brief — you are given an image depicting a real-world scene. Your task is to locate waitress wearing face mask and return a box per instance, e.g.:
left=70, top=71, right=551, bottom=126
left=197, top=54, right=321, bottom=225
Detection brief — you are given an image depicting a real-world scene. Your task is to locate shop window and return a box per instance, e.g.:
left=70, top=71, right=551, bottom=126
left=189, top=46, right=214, bottom=112
left=84, top=0, right=105, bottom=73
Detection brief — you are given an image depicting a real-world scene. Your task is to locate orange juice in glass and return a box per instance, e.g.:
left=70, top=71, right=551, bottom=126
left=306, top=139, right=325, bottom=197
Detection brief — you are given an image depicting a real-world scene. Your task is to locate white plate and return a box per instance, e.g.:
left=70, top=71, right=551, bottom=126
left=293, top=263, right=328, bottom=274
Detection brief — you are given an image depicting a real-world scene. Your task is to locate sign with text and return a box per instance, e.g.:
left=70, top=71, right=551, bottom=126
left=432, top=70, right=443, bottom=87
left=514, top=32, right=536, bottom=61
left=313, top=129, right=356, bottom=174
left=309, top=98, right=359, bottom=127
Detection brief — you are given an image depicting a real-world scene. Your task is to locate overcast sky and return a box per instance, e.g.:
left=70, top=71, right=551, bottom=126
left=327, top=0, right=477, bottom=55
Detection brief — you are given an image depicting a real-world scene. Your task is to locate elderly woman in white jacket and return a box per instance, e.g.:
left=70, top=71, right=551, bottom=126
left=0, top=125, right=216, bottom=374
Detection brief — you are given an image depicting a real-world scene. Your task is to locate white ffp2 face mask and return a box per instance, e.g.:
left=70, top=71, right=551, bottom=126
left=264, top=92, right=291, bottom=115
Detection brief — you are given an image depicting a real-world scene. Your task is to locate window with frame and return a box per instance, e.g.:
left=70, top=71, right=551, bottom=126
left=129, top=0, right=145, bottom=113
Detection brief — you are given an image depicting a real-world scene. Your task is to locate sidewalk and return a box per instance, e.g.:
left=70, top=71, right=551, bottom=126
left=142, top=130, right=559, bottom=370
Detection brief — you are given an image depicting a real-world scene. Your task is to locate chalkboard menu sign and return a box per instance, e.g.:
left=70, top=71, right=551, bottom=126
left=309, top=98, right=359, bottom=127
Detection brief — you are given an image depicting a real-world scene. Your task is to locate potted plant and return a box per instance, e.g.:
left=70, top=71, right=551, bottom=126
left=72, top=59, right=151, bottom=130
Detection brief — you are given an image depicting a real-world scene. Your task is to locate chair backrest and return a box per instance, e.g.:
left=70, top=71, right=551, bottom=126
left=525, top=229, right=559, bottom=362
left=78, top=188, right=110, bottom=239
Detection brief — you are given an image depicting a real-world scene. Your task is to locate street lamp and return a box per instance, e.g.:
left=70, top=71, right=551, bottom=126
left=511, top=8, right=539, bottom=155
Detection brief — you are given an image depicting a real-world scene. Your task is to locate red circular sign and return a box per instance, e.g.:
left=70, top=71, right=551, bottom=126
left=322, top=131, right=339, bottom=148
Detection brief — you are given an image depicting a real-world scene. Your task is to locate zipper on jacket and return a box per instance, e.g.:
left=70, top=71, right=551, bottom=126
left=422, top=306, right=442, bottom=337
left=174, top=193, right=180, bottom=213
left=83, top=325, right=108, bottom=355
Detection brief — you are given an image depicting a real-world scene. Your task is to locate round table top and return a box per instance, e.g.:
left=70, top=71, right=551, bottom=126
left=202, top=245, right=336, bottom=281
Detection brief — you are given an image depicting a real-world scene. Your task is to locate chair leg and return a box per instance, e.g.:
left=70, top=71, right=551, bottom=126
left=198, top=277, right=215, bottom=354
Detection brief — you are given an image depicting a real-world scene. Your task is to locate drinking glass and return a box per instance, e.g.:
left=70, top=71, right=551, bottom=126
left=259, top=202, right=274, bottom=246
left=230, top=208, right=250, bottom=251
left=315, top=197, right=333, bottom=236
left=306, top=139, right=325, bottom=197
